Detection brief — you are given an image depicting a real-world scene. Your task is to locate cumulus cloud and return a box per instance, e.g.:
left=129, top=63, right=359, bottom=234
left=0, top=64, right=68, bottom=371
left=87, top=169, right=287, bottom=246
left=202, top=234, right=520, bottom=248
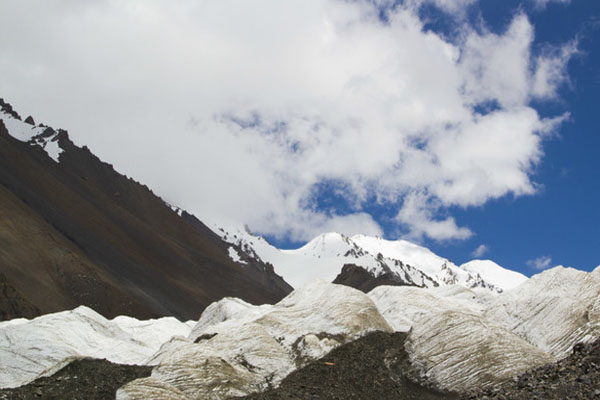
left=396, top=192, right=472, bottom=241
left=527, top=255, right=553, bottom=270
left=0, top=0, right=576, bottom=242
left=471, top=244, right=489, bottom=258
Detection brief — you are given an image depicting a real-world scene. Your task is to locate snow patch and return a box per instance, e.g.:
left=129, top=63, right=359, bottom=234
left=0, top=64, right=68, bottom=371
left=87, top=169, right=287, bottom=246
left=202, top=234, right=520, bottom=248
left=1, top=111, right=63, bottom=162
left=228, top=246, right=247, bottom=264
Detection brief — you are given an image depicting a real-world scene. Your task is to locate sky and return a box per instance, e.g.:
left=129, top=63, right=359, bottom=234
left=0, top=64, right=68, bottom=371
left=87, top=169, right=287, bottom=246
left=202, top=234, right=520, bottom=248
left=0, top=0, right=598, bottom=276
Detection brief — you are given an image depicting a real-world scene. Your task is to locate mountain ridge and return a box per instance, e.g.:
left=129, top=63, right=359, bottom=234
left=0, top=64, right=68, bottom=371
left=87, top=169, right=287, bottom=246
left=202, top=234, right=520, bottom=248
left=0, top=99, right=292, bottom=321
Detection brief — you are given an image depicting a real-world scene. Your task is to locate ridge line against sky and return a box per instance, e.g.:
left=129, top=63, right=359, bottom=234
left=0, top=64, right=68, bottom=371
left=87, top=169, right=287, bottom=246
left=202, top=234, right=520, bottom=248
left=0, top=0, right=598, bottom=275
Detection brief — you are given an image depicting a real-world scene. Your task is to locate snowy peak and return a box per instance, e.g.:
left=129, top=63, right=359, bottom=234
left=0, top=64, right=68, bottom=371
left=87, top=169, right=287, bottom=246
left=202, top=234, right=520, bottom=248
left=460, top=259, right=528, bottom=291
left=211, top=224, right=516, bottom=293
left=288, top=232, right=356, bottom=258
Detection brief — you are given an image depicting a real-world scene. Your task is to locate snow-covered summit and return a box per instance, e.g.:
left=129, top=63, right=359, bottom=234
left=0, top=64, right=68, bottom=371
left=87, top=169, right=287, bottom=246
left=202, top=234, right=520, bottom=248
left=212, top=225, right=438, bottom=290
left=210, top=223, right=520, bottom=292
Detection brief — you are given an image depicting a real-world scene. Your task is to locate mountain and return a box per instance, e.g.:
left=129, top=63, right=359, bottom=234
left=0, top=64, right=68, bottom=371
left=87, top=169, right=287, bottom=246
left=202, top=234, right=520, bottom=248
left=0, top=99, right=292, bottom=321
left=212, top=224, right=524, bottom=293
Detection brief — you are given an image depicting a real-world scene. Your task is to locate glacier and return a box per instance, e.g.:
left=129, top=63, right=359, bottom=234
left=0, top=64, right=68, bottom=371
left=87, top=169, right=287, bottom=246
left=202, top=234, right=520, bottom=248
left=0, top=306, right=193, bottom=389
left=1, top=266, right=599, bottom=398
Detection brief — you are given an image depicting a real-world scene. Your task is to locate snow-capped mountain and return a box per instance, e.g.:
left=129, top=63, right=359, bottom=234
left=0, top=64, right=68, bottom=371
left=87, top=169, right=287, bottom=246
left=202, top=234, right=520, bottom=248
left=212, top=223, right=523, bottom=293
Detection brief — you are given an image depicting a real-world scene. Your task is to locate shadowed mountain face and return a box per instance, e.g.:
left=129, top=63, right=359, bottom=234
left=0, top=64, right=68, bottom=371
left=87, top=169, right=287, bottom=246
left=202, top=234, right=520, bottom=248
left=332, top=263, right=421, bottom=293
left=0, top=99, right=292, bottom=321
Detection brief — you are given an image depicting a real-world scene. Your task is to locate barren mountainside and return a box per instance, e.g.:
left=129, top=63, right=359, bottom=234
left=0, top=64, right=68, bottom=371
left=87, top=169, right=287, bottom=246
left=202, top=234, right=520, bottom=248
left=0, top=99, right=291, bottom=321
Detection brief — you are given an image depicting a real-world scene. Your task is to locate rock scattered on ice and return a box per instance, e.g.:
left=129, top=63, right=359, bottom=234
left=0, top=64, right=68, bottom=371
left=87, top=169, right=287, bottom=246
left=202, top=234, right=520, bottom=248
left=118, top=281, right=391, bottom=400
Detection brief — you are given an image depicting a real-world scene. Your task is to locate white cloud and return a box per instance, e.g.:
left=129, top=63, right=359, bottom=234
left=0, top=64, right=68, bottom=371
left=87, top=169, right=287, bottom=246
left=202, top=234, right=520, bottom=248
left=0, top=0, right=576, bottom=242
left=532, top=41, right=578, bottom=99
left=425, top=0, right=476, bottom=16
left=526, top=255, right=553, bottom=270
left=471, top=244, right=489, bottom=258
left=396, top=192, right=473, bottom=242
left=531, top=0, right=571, bottom=10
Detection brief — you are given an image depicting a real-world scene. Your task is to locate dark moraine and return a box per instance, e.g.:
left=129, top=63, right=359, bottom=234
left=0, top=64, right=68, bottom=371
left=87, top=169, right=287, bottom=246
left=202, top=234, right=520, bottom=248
left=234, top=331, right=457, bottom=400
left=0, top=358, right=151, bottom=400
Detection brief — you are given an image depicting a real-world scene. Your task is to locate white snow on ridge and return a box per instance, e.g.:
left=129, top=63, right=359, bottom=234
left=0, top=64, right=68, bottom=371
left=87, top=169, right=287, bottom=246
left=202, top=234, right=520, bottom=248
left=0, top=111, right=45, bottom=142
left=460, top=259, right=528, bottom=290
left=352, top=234, right=503, bottom=290
left=0, top=110, right=63, bottom=162
left=351, top=234, right=449, bottom=277
left=0, top=306, right=194, bottom=389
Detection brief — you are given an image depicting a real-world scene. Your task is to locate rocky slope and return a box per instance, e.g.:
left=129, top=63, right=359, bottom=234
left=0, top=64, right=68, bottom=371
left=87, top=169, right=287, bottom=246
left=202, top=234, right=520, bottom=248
left=0, top=99, right=292, bottom=321
left=0, top=359, right=151, bottom=400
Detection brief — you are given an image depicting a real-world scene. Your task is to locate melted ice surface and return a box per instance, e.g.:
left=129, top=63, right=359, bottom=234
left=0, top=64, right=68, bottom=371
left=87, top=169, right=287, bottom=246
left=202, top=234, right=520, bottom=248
left=0, top=306, right=193, bottom=389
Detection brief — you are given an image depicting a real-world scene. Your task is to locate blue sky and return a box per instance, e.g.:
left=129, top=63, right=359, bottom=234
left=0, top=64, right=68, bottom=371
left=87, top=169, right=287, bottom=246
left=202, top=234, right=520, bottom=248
left=419, top=0, right=600, bottom=274
left=448, top=0, right=600, bottom=274
left=270, top=0, right=600, bottom=275
left=0, top=0, right=598, bottom=275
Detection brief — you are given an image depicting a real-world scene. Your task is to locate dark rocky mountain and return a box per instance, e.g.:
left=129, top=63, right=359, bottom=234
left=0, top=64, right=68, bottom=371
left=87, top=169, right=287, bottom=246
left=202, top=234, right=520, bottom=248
left=332, top=263, right=422, bottom=293
left=0, top=99, right=292, bottom=321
